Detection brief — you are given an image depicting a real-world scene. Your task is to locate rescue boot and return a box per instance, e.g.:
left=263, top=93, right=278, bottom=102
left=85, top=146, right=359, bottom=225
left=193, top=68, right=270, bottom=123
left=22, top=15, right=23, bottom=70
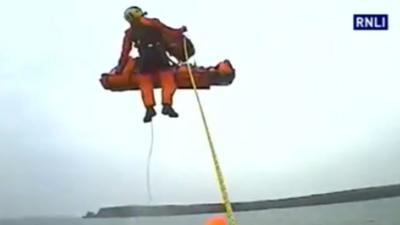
left=161, top=104, right=179, bottom=118
left=143, top=106, right=156, bottom=123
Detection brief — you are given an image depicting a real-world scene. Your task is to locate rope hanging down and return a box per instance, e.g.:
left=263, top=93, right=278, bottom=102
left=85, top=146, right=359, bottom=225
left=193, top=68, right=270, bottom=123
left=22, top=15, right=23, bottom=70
left=182, top=37, right=238, bottom=225
left=146, top=121, right=155, bottom=203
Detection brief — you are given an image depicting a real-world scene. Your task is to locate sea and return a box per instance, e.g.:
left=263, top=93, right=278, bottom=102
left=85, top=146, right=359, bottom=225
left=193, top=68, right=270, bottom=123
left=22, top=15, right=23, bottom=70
left=1, top=197, right=399, bottom=225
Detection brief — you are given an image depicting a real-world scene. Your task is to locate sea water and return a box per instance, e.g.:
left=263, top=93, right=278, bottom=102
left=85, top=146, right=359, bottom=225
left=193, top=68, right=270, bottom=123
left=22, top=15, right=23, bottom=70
left=1, top=197, right=399, bottom=225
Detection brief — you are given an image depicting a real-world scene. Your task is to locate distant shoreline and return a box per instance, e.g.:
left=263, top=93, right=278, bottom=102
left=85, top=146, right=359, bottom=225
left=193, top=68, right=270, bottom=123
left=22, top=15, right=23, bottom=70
left=83, top=183, right=400, bottom=218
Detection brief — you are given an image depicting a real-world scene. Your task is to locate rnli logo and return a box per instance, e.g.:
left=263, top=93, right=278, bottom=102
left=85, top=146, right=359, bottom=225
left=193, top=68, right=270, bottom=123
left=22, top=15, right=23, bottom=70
left=353, top=14, right=388, bottom=30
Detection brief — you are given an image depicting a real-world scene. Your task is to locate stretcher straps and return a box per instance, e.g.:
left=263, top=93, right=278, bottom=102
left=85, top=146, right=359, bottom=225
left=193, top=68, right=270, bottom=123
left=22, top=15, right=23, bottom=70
left=182, top=37, right=238, bottom=225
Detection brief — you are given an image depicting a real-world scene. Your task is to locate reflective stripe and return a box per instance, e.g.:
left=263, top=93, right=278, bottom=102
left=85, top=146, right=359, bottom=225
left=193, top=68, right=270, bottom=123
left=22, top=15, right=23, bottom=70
left=144, top=42, right=161, bottom=48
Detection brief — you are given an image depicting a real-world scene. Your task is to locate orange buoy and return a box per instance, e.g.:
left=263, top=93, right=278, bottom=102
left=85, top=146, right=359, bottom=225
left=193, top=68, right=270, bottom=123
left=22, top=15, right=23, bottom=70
left=204, top=215, right=228, bottom=225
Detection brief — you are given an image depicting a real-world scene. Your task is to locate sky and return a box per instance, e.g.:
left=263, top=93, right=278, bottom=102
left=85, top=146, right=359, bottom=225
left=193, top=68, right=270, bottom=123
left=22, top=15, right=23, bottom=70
left=0, top=0, right=400, bottom=219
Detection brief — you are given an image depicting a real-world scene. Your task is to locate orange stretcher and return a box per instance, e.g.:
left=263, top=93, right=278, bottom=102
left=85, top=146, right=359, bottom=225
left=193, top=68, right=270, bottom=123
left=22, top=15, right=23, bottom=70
left=99, top=57, right=235, bottom=91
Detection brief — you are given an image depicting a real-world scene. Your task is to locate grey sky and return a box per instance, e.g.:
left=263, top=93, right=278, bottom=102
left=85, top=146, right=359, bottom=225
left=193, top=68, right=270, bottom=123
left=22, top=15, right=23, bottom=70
left=1, top=0, right=400, bottom=218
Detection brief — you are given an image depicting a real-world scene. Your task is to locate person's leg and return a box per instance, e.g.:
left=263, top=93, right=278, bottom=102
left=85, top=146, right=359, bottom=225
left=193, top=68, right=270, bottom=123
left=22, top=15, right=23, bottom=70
left=159, top=69, right=178, bottom=117
left=159, top=69, right=176, bottom=106
left=136, top=74, right=156, bottom=122
left=155, top=47, right=179, bottom=118
left=137, top=52, right=157, bottom=123
left=140, top=45, right=178, bottom=118
left=137, top=74, right=155, bottom=106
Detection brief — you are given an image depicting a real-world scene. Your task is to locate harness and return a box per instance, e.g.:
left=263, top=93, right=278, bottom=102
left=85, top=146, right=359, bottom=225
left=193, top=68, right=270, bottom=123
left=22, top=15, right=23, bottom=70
left=131, top=24, right=166, bottom=48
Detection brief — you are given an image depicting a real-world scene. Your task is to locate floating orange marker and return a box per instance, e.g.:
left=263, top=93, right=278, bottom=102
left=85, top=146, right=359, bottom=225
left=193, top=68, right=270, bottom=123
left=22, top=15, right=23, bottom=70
left=205, top=215, right=228, bottom=225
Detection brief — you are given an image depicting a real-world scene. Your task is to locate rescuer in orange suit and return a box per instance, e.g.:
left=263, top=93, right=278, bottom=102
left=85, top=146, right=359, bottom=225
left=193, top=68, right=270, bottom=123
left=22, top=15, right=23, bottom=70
left=115, top=6, right=187, bottom=123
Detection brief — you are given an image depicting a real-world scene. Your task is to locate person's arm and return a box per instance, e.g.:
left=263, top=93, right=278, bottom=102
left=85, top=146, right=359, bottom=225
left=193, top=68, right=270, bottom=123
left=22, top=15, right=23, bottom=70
left=141, top=17, right=187, bottom=35
left=117, top=29, right=133, bottom=71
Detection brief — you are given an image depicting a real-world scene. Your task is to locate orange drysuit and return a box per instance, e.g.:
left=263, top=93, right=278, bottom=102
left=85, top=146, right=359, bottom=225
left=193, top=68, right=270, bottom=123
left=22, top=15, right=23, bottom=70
left=117, top=17, right=187, bottom=108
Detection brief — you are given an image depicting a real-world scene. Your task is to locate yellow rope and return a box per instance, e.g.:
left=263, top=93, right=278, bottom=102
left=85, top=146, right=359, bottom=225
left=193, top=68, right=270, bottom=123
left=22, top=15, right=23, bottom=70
left=182, top=37, right=238, bottom=225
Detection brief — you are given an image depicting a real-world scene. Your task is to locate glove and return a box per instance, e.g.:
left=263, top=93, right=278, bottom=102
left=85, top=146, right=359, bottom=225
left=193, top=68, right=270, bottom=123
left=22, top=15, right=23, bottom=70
left=113, top=64, right=124, bottom=74
left=180, top=26, right=187, bottom=32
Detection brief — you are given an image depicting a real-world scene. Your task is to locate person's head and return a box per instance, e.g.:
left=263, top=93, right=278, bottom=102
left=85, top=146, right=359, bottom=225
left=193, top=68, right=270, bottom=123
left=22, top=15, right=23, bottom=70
left=124, top=6, right=147, bottom=23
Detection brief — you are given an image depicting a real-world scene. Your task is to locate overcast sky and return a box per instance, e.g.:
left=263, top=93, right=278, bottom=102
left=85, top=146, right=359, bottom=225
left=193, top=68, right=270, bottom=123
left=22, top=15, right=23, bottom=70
left=1, top=0, right=399, bottom=219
